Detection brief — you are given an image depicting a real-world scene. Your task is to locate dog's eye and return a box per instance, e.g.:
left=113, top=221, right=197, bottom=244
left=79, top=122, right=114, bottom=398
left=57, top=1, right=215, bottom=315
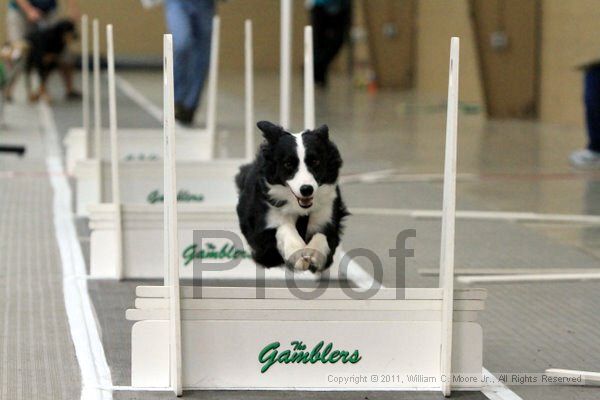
left=284, top=161, right=294, bottom=169
left=307, top=158, right=320, bottom=167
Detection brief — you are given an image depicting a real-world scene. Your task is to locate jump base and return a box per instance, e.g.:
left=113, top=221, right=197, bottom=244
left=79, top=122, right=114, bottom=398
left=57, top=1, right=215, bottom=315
left=76, top=158, right=242, bottom=216
left=128, top=287, right=485, bottom=390
left=64, top=127, right=214, bottom=174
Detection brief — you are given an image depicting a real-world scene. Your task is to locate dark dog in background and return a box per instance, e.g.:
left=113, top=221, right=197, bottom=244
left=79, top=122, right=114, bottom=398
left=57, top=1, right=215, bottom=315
left=25, top=19, right=76, bottom=102
left=236, top=121, right=348, bottom=273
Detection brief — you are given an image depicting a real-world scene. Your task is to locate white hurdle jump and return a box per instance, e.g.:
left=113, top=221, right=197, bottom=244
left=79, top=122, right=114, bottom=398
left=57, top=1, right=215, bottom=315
left=72, top=17, right=252, bottom=217
left=64, top=16, right=224, bottom=176
left=88, top=21, right=364, bottom=283
left=125, top=36, right=484, bottom=396
left=88, top=21, right=360, bottom=284
left=87, top=21, right=314, bottom=282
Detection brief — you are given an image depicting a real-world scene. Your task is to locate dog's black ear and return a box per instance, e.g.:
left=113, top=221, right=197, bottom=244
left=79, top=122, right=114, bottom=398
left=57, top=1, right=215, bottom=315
left=257, top=121, right=284, bottom=144
left=313, top=124, right=329, bottom=141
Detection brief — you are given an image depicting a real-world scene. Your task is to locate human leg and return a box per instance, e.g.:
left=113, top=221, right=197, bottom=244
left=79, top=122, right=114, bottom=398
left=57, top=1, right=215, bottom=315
left=584, top=67, right=600, bottom=152
left=164, top=0, right=195, bottom=112
left=311, top=6, right=350, bottom=86
left=570, top=67, right=600, bottom=168
left=183, top=0, right=214, bottom=112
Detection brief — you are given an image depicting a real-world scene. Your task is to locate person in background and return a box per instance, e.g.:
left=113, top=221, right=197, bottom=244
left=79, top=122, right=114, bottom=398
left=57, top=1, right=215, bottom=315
left=310, top=0, right=351, bottom=87
left=570, top=65, right=600, bottom=169
left=164, top=0, right=215, bottom=126
left=5, top=0, right=80, bottom=101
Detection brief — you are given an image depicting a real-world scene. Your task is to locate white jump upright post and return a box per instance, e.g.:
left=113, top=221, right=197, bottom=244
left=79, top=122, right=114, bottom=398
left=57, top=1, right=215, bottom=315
left=92, top=19, right=103, bottom=201
left=163, top=34, right=183, bottom=396
left=439, top=37, right=460, bottom=397
left=206, top=16, right=220, bottom=139
left=106, top=24, right=124, bottom=281
left=81, top=15, right=90, bottom=158
left=244, top=20, right=255, bottom=161
left=280, top=0, right=292, bottom=127
left=93, top=19, right=102, bottom=158
left=304, top=26, right=315, bottom=130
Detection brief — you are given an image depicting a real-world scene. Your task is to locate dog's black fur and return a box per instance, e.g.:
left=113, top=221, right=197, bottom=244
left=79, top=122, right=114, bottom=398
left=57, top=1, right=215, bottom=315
left=25, top=19, right=76, bottom=100
left=236, top=121, right=348, bottom=272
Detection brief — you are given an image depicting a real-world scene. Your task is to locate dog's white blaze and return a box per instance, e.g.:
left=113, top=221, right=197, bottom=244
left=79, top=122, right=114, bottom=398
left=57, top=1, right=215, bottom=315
left=286, top=132, right=317, bottom=197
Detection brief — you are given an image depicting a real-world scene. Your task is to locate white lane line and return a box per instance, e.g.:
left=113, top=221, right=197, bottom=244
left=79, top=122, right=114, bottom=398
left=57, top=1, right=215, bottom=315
left=40, top=102, right=113, bottom=400
left=340, top=171, right=478, bottom=184
left=459, top=272, right=600, bottom=284
left=481, top=368, right=523, bottom=400
left=545, top=368, right=600, bottom=385
left=101, top=385, right=170, bottom=392
left=351, top=208, right=600, bottom=225
left=339, top=247, right=382, bottom=290
left=114, top=74, right=162, bottom=122
left=418, top=268, right=600, bottom=276
left=339, top=169, right=398, bottom=184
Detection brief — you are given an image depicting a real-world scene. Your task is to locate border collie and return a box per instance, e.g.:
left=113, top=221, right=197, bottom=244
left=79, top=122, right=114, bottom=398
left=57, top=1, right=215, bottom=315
left=236, top=121, right=348, bottom=272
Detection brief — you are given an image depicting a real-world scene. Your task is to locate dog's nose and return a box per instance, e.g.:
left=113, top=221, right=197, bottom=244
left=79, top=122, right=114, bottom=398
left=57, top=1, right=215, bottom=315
left=300, top=185, right=314, bottom=197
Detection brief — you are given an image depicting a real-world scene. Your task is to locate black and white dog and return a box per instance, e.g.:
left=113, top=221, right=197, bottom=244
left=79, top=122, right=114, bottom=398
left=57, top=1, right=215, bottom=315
left=235, top=121, right=348, bottom=272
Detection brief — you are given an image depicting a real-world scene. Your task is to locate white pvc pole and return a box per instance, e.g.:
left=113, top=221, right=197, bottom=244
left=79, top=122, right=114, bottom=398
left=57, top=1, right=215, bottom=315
left=280, top=0, right=292, bottom=128
left=304, top=26, right=315, bottom=130
left=545, top=369, right=600, bottom=385
left=206, top=16, right=220, bottom=140
left=440, top=37, right=459, bottom=398
left=106, top=25, right=123, bottom=281
left=92, top=19, right=102, bottom=158
left=163, top=34, right=182, bottom=397
left=81, top=15, right=90, bottom=157
left=244, top=20, right=254, bottom=161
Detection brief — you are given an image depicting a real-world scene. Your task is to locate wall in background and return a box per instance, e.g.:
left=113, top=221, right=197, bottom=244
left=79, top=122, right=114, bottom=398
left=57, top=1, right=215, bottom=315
left=363, top=0, right=416, bottom=89
left=539, top=0, right=600, bottom=127
left=470, top=0, right=540, bottom=119
left=2, top=0, right=600, bottom=127
left=218, top=0, right=308, bottom=71
left=77, top=0, right=165, bottom=60
left=0, top=0, right=309, bottom=69
left=95, top=0, right=308, bottom=70
left=0, top=1, right=5, bottom=44
left=414, top=0, right=484, bottom=107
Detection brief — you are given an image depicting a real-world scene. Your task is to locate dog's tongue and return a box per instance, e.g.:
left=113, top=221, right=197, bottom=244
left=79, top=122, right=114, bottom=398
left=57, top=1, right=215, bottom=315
left=298, top=197, right=313, bottom=207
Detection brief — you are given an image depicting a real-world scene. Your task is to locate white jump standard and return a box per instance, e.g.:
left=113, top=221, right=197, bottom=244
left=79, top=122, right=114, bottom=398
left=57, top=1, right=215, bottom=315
left=125, top=36, right=484, bottom=396
left=72, top=16, right=249, bottom=217
left=87, top=21, right=259, bottom=279
left=64, top=16, right=224, bottom=176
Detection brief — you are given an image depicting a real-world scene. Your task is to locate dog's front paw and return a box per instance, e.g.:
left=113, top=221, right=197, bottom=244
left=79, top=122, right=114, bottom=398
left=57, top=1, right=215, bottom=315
left=285, top=248, right=312, bottom=271
left=302, top=247, right=327, bottom=272
left=305, top=233, right=330, bottom=272
left=283, top=239, right=310, bottom=271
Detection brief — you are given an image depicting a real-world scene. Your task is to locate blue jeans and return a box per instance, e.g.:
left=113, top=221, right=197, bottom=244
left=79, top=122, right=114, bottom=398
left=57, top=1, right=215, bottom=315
left=584, top=67, right=600, bottom=152
left=165, top=0, right=214, bottom=111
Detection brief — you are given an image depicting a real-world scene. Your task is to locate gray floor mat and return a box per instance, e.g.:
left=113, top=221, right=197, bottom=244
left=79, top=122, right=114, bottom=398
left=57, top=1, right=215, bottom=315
left=342, top=213, right=600, bottom=289
left=51, top=76, right=160, bottom=147
left=112, top=389, right=487, bottom=400
left=0, top=162, right=81, bottom=400
left=479, top=281, right=600, bottom=400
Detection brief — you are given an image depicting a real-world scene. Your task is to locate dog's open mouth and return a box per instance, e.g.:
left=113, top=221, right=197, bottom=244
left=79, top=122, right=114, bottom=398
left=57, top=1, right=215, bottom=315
left=295, top=195, right=313, bottom=209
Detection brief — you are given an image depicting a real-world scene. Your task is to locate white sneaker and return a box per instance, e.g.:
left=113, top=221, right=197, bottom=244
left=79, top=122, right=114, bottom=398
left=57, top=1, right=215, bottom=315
left=570, top=149, right=600, bottom=169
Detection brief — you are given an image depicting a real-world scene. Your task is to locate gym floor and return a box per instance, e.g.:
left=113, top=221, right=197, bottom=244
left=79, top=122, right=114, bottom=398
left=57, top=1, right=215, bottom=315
left=1, top=70, right=599, bottom=400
